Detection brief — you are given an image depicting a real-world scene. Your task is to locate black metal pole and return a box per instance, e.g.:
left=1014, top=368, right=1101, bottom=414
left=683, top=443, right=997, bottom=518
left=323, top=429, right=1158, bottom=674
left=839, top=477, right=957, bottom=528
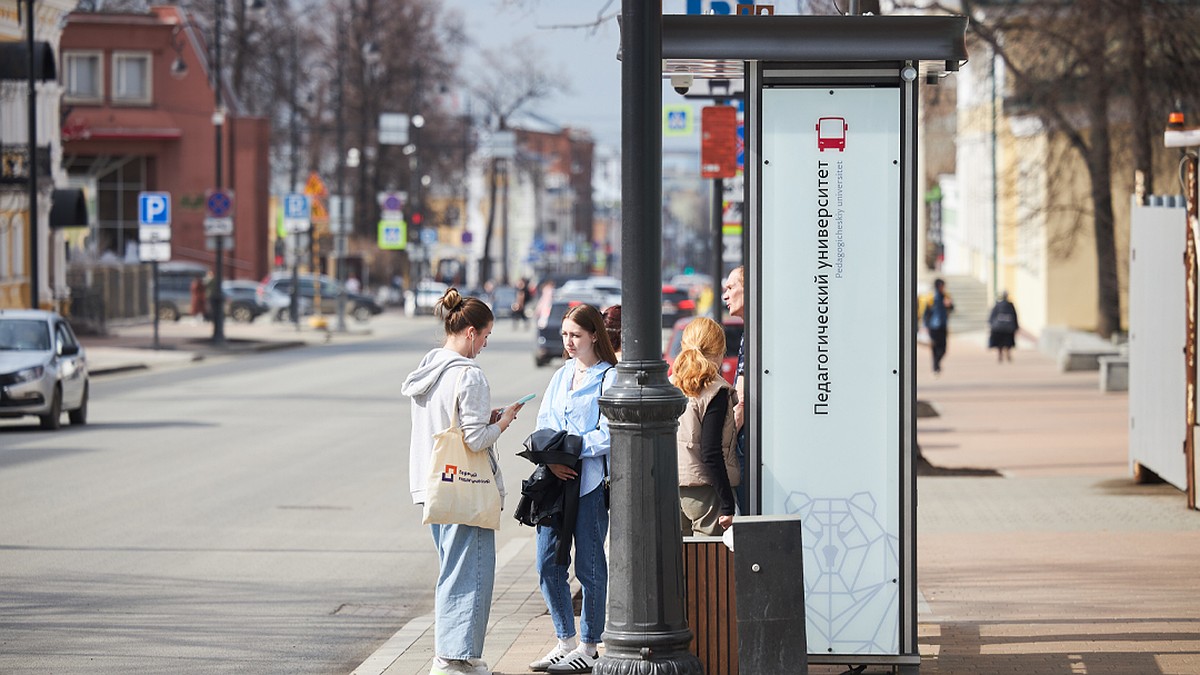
left=595, top=2, right=700, bottom=674
left=211, top=0, right=226, bottom=345
left=152, top=260, right=160, bottom=349
left=335, top=17, right=347, bottom=332
left=712, top=176, right=723, bottom=322
left=289, top=29, right=300, bottom=327
left=25, top=0, right=39, bottom=310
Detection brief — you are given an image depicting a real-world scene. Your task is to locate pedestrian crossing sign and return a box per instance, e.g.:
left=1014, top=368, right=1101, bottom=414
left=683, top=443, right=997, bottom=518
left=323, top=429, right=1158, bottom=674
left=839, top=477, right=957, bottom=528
left=378, top=218, right=407, bottom=250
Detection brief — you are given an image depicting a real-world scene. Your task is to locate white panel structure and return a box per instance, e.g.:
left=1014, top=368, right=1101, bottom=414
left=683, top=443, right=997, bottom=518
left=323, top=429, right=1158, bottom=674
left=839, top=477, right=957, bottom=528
left=1128, top=203, right=1187, bottom=490
left=760, top=86, right=902, bottom=656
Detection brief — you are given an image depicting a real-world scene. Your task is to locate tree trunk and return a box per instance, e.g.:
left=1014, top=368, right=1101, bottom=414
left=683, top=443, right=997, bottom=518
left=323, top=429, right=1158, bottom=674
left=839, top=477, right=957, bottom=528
left=1126, top=0, right=1154, bottom=198
left=1083, top=0, right=1121, bottom=338
left=481, top=156, right=499, bottom=284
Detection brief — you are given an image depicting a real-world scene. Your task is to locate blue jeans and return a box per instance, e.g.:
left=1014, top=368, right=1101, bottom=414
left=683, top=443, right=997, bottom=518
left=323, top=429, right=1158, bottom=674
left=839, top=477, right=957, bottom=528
left=430, top=523, right=496, bottom=660
left=536, top=486, right=609, bottom=644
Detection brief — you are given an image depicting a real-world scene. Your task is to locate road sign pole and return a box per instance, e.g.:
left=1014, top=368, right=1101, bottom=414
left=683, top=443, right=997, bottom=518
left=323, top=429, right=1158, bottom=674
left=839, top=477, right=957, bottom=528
left=152, top=260, right=160, bottom=350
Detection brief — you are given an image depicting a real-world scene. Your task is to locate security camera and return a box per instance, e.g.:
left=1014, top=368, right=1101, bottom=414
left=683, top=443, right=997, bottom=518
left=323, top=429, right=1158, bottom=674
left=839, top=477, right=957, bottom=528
left=671, top=73, right=694, bottom=96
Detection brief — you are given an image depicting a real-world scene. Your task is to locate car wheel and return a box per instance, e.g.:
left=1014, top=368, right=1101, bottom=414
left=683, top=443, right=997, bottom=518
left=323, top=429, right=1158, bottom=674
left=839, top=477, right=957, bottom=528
left=158, top=303, right=180, bottom=322
left=352, top=305, right=371, bottom=323
left=68, top=382, right=89, bottom=426
left=536, top=355, right=549, bottom=367
left=230, top=304, right=254, bottom=323
left=39, top=385, right=62, bottom=431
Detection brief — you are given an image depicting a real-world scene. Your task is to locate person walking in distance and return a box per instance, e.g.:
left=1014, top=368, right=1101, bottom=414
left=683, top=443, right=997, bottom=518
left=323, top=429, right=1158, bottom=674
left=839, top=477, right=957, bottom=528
left=721, top=266, right=747, bottom=513
left=988, top=290, right=1019, bottom=363
left=400, top=288, right=525, bottom=675
left=922, top=278, right=954, bottom=374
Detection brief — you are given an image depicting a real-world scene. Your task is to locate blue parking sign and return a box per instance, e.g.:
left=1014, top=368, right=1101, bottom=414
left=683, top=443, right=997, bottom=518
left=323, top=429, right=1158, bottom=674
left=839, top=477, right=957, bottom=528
left=284, top=193, right=310, bottom=219
left=138, top=192, right=171, bottom=225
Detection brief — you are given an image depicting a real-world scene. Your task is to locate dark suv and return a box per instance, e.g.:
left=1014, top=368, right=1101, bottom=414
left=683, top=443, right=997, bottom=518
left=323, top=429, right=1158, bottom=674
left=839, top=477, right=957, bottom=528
left=259, top=273, right=382, bottom=323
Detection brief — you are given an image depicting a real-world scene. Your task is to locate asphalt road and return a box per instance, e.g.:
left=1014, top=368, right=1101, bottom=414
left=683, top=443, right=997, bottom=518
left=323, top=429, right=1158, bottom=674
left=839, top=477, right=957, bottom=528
left=0, top=315, right=556, bottom=674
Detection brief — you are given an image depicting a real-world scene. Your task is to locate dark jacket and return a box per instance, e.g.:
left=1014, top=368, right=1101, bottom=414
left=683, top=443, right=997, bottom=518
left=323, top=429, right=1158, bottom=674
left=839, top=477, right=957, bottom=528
left=514, top=429, right=583, bottom=565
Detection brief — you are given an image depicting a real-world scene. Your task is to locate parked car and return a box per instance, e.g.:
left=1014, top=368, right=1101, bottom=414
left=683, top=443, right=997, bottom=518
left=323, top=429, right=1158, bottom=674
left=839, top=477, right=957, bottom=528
left=661, top=283, right=696, bottom=328
left=0, top=309, right=89, bottom=430
left=535, top=285, right=609, bottom=365
left=663, top=315, right=743, bottom=385
left=155, top=261, right=208, bottom=321
left=559, top=276, right=621, bottom=309
left=404, top=280, right=450, bottom=317
left=490, top=285, right=517, bottom=319
left=259, top=273, right=383, bottom=323
left=223, top=280, right=275, bottom=323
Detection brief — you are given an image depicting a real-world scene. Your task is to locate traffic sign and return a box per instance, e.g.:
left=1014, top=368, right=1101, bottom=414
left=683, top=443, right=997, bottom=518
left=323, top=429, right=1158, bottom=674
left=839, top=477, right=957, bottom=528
left=206, top=189, right=233, bottom=218
left=139, top=241, right=171, bottom=262
left=138, top=225, right=171, bottom=243
left=138, top=192, right=171, bottom=225
left=283, top=192, right=311, bottom=234
left=204, top=217, right=234, bottom=236
left=378, top=218, right=407, bottom=250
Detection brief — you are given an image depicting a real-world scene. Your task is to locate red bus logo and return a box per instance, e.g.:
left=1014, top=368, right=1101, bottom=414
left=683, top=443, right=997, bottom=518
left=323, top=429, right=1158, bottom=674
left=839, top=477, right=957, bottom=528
left=816, top=117, right=848, bottom=152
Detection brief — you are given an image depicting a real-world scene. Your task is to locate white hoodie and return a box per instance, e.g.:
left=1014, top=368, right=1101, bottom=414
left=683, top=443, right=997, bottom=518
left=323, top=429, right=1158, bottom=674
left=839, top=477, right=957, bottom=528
left=401, top=348, right=504, bottom=505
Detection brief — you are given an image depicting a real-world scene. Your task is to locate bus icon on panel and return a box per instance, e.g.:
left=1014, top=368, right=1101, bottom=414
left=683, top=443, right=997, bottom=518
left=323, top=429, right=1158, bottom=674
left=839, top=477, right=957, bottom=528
left=816, top=117, right=848, bottom=152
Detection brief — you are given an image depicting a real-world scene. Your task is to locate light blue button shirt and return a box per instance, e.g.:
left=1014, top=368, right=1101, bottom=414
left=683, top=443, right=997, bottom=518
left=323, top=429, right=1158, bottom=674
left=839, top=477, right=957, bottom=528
left=535, top=359, right=617, bottom=497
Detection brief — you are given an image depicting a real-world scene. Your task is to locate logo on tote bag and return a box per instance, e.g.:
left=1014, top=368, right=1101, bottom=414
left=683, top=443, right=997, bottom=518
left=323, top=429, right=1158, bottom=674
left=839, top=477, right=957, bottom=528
left=441, top=465, right=458, bottom=482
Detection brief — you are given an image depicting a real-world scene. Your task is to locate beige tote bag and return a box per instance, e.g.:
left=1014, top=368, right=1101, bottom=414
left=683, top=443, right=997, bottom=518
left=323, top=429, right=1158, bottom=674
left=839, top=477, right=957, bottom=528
left=422, top=368, right=502, bottom=530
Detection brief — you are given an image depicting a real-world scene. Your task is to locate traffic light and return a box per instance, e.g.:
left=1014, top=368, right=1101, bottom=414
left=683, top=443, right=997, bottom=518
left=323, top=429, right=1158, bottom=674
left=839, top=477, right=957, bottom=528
left=410, top=209, right=423, bottom=227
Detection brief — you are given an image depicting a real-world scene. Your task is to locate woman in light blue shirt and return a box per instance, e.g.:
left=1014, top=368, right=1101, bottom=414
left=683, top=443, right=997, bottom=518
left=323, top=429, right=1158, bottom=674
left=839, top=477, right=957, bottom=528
left=529, top=303, right=618, bottom=674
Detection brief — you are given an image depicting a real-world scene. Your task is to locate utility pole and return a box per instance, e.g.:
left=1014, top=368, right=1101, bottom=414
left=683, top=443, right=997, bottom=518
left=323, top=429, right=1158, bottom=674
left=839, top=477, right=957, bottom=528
left=211, top=0, right=227, bottom=345
left=25, top=0, right=39, bottom=310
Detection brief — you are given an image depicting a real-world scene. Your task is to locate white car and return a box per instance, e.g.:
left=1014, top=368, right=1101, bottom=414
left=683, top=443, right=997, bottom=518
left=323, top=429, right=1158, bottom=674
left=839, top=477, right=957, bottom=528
left=404, top=280, right=450, bottom=317
left=0, top=309, right=89, bottom=430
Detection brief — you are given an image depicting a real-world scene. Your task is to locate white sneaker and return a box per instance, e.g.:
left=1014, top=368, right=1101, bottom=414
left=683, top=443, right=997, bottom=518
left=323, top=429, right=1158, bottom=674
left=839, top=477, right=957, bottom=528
left=430, top=657, right=489, bottom=675
left=529, top=642, right=575, bottom=672
left=545, top=646, right=599, bottom=674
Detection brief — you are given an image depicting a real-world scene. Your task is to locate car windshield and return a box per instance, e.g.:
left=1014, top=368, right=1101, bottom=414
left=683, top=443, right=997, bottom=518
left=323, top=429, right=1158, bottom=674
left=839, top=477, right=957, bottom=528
left=0, top=319, right=51, bottom=351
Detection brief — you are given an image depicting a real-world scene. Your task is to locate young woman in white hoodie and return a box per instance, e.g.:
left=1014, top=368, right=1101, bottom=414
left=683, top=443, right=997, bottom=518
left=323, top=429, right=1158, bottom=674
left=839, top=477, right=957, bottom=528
left=401, top=288, right=525, bottom=675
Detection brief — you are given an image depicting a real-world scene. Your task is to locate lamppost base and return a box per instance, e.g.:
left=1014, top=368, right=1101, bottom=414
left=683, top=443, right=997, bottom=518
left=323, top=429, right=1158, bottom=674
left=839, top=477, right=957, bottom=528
left=595, top=641, right=703, bottom=675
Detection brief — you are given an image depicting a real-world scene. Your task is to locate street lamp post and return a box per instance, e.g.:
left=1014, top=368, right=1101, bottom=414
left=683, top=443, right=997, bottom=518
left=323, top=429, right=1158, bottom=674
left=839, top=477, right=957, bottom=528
left=595, top=2, right=701, bottom=674
left=210, top=0, right=227, bottom=345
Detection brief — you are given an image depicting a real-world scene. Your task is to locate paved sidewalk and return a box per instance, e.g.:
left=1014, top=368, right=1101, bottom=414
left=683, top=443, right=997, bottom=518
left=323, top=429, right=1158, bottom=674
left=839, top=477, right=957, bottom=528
left=80, top=314, right=376, bottom=376
left=366, top=330, right=1200, bottom=675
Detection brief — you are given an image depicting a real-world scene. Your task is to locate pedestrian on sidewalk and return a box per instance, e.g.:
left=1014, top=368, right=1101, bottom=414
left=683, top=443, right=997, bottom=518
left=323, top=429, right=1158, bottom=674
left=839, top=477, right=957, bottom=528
left=401, top=288, right=525, bottom=675
left=190, top=275, right=208, bottom=323
left=671, top=316, right=739, bottom=536
left=602, top=304, right=622, bottom=362
left=512, top=278, right=533, bottom=329
left=921, top=278, right=954, bottom=374
left=529, top=304, right=618, bottom=674
left=721, top=265, right=748, bottom=513
left=988, top=290, right=1020, bottom=362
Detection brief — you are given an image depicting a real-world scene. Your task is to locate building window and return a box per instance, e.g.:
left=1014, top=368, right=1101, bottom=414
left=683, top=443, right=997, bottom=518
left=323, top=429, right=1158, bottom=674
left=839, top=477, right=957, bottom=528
left=63, top=51, right=103, bottom=103
left=112, top=52, right=152, bottom=105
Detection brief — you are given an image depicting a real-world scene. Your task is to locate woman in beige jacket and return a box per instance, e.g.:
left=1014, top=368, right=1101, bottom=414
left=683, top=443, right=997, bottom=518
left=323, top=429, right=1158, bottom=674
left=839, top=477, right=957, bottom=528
left=671, top=317, right=739, bottom=536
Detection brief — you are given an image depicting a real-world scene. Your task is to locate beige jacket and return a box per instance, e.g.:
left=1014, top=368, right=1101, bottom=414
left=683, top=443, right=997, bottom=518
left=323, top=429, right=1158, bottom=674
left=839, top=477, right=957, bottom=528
left=676, top=378, right=740, bottom=488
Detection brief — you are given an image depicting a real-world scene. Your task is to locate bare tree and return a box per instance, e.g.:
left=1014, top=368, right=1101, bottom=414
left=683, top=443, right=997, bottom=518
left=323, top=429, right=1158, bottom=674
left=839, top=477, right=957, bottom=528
left=937, top=0, right=1200, bottom=337
left=472, top=38, right=567, bottom=284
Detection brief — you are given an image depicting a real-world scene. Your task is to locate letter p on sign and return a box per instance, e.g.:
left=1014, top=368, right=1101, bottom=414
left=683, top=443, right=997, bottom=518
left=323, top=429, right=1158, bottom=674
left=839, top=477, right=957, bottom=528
left=138, top=192, right=171, bottom=226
